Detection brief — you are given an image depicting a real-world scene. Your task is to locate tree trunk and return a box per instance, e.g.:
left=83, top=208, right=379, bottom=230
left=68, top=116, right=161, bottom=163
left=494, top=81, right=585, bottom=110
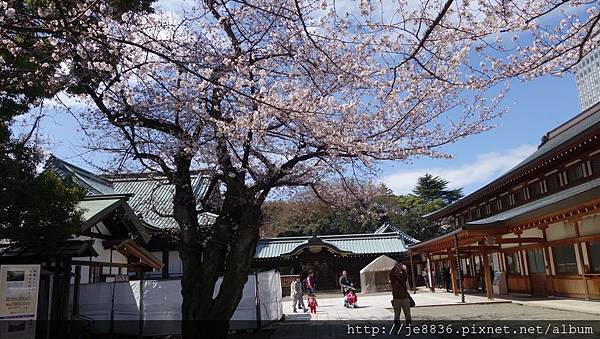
left=173, top=164, right=262, bottom=339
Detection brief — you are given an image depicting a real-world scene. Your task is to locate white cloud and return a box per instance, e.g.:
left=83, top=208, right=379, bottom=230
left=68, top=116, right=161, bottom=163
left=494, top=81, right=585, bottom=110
left=380, top=144, right=537, bottom=195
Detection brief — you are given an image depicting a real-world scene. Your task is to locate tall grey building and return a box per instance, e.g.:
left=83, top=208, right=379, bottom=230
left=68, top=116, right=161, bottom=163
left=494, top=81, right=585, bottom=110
left=574, top=47, right=600, bottom=111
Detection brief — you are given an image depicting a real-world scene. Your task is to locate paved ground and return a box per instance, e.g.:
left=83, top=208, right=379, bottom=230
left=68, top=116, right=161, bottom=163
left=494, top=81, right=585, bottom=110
left=282, top=290, right=599, bottom=321
left=247, top=290, right=600, bottom=338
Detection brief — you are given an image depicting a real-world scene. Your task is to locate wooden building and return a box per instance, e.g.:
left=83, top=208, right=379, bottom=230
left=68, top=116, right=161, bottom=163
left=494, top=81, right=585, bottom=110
left=47, top=157, right=163, bottom=282
left=48, top=157, right=421, bottom=288
left=409, top=103, right=600, bottom=300
left=253, top=224, right=419, bottom=292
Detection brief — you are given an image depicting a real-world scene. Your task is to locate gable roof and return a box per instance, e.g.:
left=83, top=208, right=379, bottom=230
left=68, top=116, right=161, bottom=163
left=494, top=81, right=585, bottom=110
left=46, top=155, right=115, bottom=195
left=425, top=103, right=600, bottom=220
left=47, top=156, right=216, bottom=230
left=255, top=232, right=409, bottom=259
left=109, top=174, right=215, bottom=230
left=373, top=223, right=420, bottom=244
left=77, top=195, right=150, bottom=243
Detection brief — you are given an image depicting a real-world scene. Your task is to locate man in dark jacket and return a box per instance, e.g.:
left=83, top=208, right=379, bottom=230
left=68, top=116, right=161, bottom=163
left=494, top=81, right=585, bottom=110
left=389, top=262, right=411, bottom=327
left=339, top=270, right=354, bottom=307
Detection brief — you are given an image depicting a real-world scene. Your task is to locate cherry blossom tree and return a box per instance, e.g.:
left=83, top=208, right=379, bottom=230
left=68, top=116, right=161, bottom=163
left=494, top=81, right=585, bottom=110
left=2, top=0, right=599, bottom=337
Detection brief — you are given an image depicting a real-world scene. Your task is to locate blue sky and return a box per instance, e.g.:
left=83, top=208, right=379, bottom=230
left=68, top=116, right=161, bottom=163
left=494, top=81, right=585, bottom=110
left=26, top=0, right=587, bottom=197
left=36, top=72, right=582, bottom=196
left=379, top=74, right=581, bottom=195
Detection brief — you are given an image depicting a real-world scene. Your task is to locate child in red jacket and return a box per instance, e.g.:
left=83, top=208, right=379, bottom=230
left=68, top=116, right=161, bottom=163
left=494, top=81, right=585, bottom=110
left=307, top=295, right=318, bottom=314
left=345, top=289, right=358, bottom=308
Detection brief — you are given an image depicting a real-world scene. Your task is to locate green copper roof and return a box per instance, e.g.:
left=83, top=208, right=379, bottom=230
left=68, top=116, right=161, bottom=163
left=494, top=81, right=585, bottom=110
left=78, top=196, right=124, bottom=227
left=255, top=232, right=410, bottom=259
left=47, top=156, right=216, bottom=230
left=110, top=175, right=215, bottom=229
left=46, top=155, right=115, bottom=196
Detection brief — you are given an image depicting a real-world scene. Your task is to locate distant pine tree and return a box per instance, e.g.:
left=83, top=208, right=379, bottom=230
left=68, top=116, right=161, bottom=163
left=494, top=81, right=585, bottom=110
left=413, top=174, right=463, bottom=204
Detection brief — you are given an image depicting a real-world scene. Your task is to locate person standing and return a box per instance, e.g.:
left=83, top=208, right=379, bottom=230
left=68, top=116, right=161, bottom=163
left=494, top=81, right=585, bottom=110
left=421, top=268, right=429, bottom=288
left=435, top=268, right=442, bottom=288
left=290, top=277, right=307, bottom=313
left=389, top=262, right=411, bottom=328
left=339, top=270, right=354, bottom=307
left=444, top=267, right=452, bottom=292
left=304, top=271, right=315, bottom=296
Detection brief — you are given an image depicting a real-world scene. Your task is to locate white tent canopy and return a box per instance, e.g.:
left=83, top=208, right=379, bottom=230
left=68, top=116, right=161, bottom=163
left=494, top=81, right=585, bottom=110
left=359, top=255, right=397, bottom=294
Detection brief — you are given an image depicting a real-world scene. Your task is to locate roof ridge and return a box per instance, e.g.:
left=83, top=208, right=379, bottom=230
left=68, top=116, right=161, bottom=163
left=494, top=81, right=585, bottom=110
left=104, top=170, right=211, bottom=181
left=541, top=101, right=600, bottom=146
left=258, top=232, right=404, bottom=242
left=424, top=105, right=600, bottom=221
left=48, top=155, right=112, bottom=185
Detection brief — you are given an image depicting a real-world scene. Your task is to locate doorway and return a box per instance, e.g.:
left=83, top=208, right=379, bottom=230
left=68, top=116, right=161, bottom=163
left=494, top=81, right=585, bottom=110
left=527, top=248, right=547, bottom=296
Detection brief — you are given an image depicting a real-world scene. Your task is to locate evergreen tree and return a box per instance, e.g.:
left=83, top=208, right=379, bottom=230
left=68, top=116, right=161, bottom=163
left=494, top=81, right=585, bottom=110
left=0, top=127, right=83, bottom=246
left=413, top=174, right=463, bottom=204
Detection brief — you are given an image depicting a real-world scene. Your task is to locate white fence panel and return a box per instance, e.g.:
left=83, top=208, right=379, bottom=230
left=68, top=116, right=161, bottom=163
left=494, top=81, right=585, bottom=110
left=75, top=270, right=282, bottom=336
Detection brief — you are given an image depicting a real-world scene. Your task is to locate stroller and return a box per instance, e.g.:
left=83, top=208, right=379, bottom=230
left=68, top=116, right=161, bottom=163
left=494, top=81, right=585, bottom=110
left=344, top=287, right=358, bottom=308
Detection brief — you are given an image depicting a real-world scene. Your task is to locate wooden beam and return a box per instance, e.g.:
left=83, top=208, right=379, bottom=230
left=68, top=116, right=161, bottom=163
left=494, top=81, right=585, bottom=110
left=495, top=237, right=544, bottom=244
left=455, top=245, right=501, bottom=252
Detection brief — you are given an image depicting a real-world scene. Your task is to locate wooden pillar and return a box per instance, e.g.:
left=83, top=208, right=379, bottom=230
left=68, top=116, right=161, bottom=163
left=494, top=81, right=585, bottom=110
left=409, top=251, right=417, bottom=294
left=449, top=251, right=458, bottom=295
left=540, top=225, right=554, bottom=296
left=482, top=250, right=494, bottom=300
left=426, top=255, right=434, bottom=292
left=162, top=249, right=169, bottom=279
left=574, top=221, right=591, bottom=300
left=72, top=265, right=81, bottom=318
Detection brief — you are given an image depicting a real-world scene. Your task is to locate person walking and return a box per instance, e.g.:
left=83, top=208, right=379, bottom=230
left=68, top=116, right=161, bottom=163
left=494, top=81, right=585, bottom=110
left=304, top=271, right=315, bottom=296
left=339, top=270, right=354, bottom=307
left=290, top=277, right=307, bottom=313
left=389, top=262, right=411, bottom=328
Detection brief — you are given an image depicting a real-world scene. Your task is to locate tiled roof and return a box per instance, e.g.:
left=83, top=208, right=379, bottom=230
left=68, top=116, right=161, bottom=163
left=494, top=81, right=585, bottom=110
left=466, top=176, right=600, bottom=228
left=373, top=224, right=420, bottom=244
left=46, top=156, right=216, bottom=230
left=255, top=232, right=409, bottom=259
left=110, top=175, right=215, bottom=229
left=0, top=240, right=98, bottom=259
left=46, top=155, right=114, bottom=195
left=425, top=104, right=600, bottom=220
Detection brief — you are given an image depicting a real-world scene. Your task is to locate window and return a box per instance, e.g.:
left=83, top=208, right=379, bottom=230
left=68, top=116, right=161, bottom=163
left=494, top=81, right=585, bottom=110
left=513, top=189, right=525, bottom=205
left=527, top=249, right=545, bottom=273
left=505, top=252, right=521, bottom=274
left=479, top=205, right=488, bottom=217
left=553, top=245, right=578, bottom=274
left=591, top=154, right=600, bottom=176
left=589, top=242, right=600, bottom=273
left=566, top=163, right=585, bottom=183
left=545, top=172, right=561, bottom=192
left=529, top=181, right=543, bottom=199
left=90, top=266, right=102, bottom=283
left=500, top=194, right=511, bottom=210
left=489, top=200, right=499, bottom=214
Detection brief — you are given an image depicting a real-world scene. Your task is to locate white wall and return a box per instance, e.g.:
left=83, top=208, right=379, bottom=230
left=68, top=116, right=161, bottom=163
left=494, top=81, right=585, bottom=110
left=546, top=221, right=577, bottom=241
left=580, top=213, right=600, bottom=236
left=71, top=221, right=129, bottom=284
